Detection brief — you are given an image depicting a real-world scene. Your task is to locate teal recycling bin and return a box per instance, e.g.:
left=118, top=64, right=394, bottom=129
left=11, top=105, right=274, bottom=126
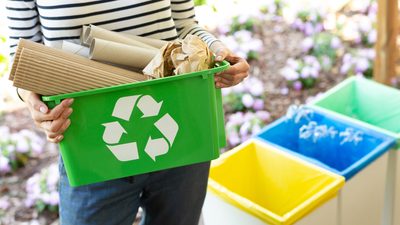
left=310, top=76, right=400, bottom=225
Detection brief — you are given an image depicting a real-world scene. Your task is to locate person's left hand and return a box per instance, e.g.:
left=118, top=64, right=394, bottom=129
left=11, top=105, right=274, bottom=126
left=211, top=41, right=250, bottom=88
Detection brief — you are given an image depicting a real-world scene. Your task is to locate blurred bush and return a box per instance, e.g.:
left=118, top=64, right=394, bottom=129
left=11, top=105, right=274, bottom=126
left=0, top=35, right=8, bottom=78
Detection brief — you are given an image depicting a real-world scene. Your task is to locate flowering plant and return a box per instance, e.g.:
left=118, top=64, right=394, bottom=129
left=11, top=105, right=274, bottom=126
left=218, top=30, right=263, bottom=60
left=0, top=126, right=45, bottom=174
left=340, top=48, right=374, bottom=78
left=0, top=36, right=8, bottom=77
left=280, top=56, right=321, bottom=90
left=225, top=111, right=271, bottom=147
left=25, top=164, right=59, bottom=212
left=301, top=32, right=342, bottom=71
left=222, top=77, right=265, bottom=112
left=291, top=10, right=324, bottom=36
left=336, top=14, right=376, bottom=47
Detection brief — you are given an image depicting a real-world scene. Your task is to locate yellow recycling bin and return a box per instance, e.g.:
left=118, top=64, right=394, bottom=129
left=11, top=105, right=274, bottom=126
left=202, top=140, right=345, bottom=225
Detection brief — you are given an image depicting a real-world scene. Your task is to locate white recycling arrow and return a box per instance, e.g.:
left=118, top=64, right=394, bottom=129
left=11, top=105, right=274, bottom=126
left=144, top=137, right=169, bottom=161
left=102, top=94, right=179, bottom=162
left=155, top=113, right=179, bottom=144
left=102, top=122, right=127, bottom=144
left=137, top=95, right=163, bottom=118
left=106, top=142, right=139, bottom=161
left=112, top=95, right=140, bottom=121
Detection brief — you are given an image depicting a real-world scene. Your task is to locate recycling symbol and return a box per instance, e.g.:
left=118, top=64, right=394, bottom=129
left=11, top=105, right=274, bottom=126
left=102, top=95, right=179, bottom=162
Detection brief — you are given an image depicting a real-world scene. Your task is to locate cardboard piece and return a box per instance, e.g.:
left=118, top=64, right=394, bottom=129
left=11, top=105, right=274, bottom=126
left=89, top=38, right=157, bottom=70
left=10, top=39, right=147, bottom=82
left=13, top=48, right=138, bottom=95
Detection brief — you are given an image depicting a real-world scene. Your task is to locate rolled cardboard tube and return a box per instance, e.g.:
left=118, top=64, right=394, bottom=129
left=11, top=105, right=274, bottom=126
left=84, top=25, right=157, bottom=50
left=62, top=41, right=90, bottom=58
left=89, top=38, right=157, bottom=69
left=122, top=33, right=168, bottom=49
left=80, top=25, right=90, bottom=46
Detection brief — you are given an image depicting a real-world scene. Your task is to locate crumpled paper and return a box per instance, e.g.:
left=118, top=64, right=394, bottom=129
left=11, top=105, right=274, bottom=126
left=143, top=35, right=213, bottom=78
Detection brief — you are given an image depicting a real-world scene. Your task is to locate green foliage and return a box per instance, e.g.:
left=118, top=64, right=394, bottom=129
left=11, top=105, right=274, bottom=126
left=0, top=35, right=9, bottom=78
left=194, top=0, right=207, bottom=6
left=230, top=16, right=259, bottom=33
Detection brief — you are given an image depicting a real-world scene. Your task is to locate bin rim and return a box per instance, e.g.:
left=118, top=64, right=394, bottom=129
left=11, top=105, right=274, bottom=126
left=208, top=139, right=345, bottom=225
left=308, top=76, right=400, bottom=140
left=42, top=61, right=229, bottom=102
left=255, top=106, right=397, bottom=179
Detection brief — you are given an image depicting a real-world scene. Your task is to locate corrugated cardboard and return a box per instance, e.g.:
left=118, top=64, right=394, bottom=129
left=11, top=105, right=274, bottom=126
left=13, top=48, right=137, bottom=95
left=10, top=39, right=148, bottom=82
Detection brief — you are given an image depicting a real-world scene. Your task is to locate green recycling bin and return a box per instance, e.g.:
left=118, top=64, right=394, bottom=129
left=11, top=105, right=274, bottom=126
left=310, top=76, right=400, bottom=225
left=42, top=62, right=229, bottom=187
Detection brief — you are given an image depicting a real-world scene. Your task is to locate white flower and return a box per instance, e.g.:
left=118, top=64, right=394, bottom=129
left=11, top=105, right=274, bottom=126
left=242, top=94, right=255, bottom=108
left=280, top=67, right=299, bottom=81
left=0, top=156, right=10, bottom=173
left=239, top=121, right=252, bottom=136
left=301, top=67, right=311, bottom=78
left=248, top=80, right=264, bottom=96
left=16, top=139, right=30, bottom=153
left=287, top=58, right=300, bottom=70
left=367, top=29, right=377, bottom=44
left=301, top=37, right=314, bottom=52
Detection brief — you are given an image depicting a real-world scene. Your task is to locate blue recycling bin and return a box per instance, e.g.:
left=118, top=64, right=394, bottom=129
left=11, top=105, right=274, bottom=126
left=256, top=107, right=396, bottom=225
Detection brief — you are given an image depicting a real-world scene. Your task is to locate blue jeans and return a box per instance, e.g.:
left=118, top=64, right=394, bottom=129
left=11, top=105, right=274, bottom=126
left=58, top=158, right=210, bottom=225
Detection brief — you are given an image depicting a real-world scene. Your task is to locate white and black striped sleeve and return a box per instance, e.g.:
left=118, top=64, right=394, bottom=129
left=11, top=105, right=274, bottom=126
left=171, top=0, right=219, bottom=47
left=6, top=0, right=43, bottom=57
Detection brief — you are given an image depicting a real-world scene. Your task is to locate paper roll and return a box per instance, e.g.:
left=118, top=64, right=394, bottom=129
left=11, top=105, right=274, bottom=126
left=89, top=38, right=157, bottom=71
left=84, top=25, right=157, bottom=50
left=80, top=25, right=90, bottom=46
left=122, top=33, right=168, bottom=49
left=62, top=41, right=90, bottom=58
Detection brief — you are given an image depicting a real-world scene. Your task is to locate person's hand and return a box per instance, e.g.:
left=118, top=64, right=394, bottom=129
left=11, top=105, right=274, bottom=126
left=19, top=89, right=74, bottom=143
left=211, top=41, right=250, bottom=88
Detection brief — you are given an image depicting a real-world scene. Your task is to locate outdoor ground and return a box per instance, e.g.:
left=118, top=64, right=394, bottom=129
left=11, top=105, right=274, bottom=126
left=1, top=0, right=397, bottom=224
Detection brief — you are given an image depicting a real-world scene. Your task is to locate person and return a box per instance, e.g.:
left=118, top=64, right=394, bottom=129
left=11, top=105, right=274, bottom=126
left=6, top=1, right=250, bottom=224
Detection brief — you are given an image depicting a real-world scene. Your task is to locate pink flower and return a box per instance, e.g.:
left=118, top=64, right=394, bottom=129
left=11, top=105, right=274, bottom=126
left=330, top=37, right=341, bottom=49
left=355, top=58, right=370, bottom=73
left=256, top=111, right=271, bottom=121
left=293, top=81, right=303, bottom=91
left=253, top=99, right=264, bottom=111
left=304, top=22, right=314, bottom=36
left=0, top=197, right=10, bottom=210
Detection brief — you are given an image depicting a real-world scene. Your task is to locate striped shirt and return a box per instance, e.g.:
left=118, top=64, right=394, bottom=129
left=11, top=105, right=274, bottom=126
left=6, top=0, right=219, bottom=57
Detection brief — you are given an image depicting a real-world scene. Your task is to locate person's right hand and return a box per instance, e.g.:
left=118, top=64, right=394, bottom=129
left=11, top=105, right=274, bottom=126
left=22, top=90, right=74, bottom=143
